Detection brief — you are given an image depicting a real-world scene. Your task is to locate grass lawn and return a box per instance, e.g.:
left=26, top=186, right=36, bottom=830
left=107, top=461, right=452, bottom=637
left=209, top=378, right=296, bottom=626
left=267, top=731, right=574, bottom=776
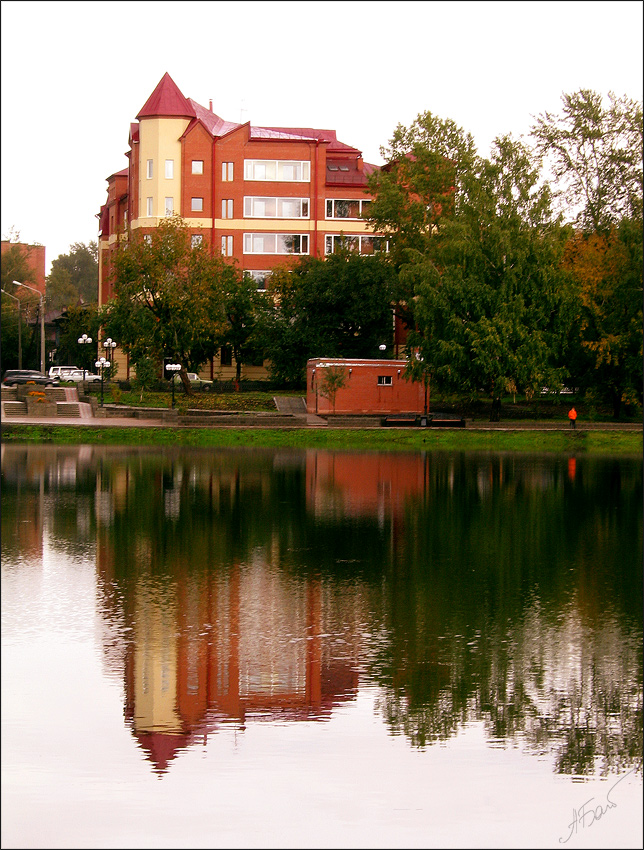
left=2, top=424, right=641, bottom=456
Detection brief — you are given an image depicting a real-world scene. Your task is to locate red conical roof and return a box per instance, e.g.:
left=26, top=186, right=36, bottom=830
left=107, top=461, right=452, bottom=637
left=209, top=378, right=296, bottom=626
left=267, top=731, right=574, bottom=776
left=136, top=73, right=195, bottom=120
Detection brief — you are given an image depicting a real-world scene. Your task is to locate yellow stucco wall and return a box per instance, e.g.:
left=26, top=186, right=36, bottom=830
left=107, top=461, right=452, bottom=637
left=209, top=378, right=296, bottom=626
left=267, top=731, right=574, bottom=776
left=138, top=117, right=190, bottom=219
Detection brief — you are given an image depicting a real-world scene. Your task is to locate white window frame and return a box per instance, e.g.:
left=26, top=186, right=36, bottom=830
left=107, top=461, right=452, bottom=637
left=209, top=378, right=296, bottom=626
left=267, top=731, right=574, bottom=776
left=222, top=162, right=234, bottom=181
left=191, top=234, right=203, bottom=248
left=243, top=233, right=309, bottom=255
left=244, top=160, right=310, bottom=182
left=325, top=198, right=372, bottom=219
left=221, top=235, right=233, bottom=256
left=146, top=159, right=153, bottom=179
left=191, top=197, right=204, bottom=212
left=325, top=234, right=389, bottom=255
left=377, top=375, right=393, bottom=386
left=165, top=160, right=174, bottom=179
left=244, top=270, right=271, bottom=291
left=146, top=197, right=153, bottom=217
left=165, top=197, right=174, bottom=216
left=243, top=197, right=310, bottom=218
left=144, top=234, right=152, bottom=245
left=192, top=160, right=204, bottom=175
left=221, top=199, right=233, bottom=218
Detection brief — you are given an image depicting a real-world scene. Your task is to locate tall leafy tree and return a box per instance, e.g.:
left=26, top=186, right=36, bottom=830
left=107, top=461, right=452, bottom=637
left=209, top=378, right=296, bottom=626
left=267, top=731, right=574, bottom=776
left=102, top=217, right=235, bottom=392
left=402, top=135, right=569, bottom=419
left=218, top=272, right=266, bottom=386
left=531, top=90, right=643, bottom=233
left=532, top=90, right=643, bottom=416
left=561, top=221, right=643, bottom=417
left=46, top=242, right=98, bottom=310
left=1, top=233, right=39, bottom=291
left=366, top=112, right=478, bottom=267
left=55, top=305, right=101, bottom=373
left=259, top=251, right=399, bottom=386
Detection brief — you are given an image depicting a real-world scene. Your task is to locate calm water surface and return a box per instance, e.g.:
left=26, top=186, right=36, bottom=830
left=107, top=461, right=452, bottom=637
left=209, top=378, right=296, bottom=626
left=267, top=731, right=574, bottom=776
left=1, top=444, right=642, bottom=849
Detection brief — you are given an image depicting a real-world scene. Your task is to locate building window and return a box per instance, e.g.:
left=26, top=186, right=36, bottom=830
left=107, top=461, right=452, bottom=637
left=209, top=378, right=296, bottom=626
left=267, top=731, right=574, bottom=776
left=165, top=197, right=174, bottom=216
left=326, top=199, right=372, bottom=219
left=244, top=270, right=271, bottom=291
left=325, top=234, right=388, bottom=255
left=244, top=160, right=310, bottom=182
left=144, top=234, right=152, bottom=245
left=243, top=197, right=309, bottom=218
left=165, top=159, right=174, bottom=179
left=146, top=197, right=153, bottom=217
left=221, top=235, right=233, bottom=256
left=220, top=345, right=232, bottom=366
left=377, top=375, right=393, bottom=386
left=243, top=233, right=309, bottom=255
left=221, top=199, right=233, bottom=218
left=192, top=160, right=204, bottom=175
left=147, top=159, right=153, bottom=179
left=222, top=162, right=234, bottom=181
left=191, top=197, right=204, bottom=212
left=191, top=235, right=203, bottom=248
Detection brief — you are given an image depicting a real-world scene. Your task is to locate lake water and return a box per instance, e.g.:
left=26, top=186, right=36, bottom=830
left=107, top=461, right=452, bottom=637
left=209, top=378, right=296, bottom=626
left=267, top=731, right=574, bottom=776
left=1, top=444, right=642, bottom=849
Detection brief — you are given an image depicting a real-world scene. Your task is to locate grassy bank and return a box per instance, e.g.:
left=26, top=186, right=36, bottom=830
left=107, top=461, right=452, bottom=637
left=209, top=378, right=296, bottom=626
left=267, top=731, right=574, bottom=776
left=1, top=424, right=641, bottom=455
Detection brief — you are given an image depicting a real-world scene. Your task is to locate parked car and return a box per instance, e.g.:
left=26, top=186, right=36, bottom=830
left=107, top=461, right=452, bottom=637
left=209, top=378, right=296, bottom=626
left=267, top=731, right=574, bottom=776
left=49, top=366, right=79, bottom=380
left=2, top=370, right=59, bottom=387
left=64, top=369, right=102, bottom=383
left=172, top=372, right=214, bottom=391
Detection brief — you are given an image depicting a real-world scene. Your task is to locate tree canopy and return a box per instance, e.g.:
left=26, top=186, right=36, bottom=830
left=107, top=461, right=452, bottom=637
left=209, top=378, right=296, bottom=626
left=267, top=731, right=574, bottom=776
left=46, top=242, right=98, bottom=310
left=101, top=217, right=238, bottom=391
left=259, top=251, right=399, bottom=386
left=531, top=89, right=643, bottom=233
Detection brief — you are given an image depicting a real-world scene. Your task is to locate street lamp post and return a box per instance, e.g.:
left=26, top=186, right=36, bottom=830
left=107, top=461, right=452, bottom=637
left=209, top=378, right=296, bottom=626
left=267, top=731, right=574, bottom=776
left=95, top=357, right=110, bottom=407
left=165, top=363, right=181, bottom=408
left=77, top=333, right=93, bottom=382
left=103, top=337, right=117, bottom=390
left=13, top=280, right=44, bottom=374
left=1, top=289, right=22, bottom=368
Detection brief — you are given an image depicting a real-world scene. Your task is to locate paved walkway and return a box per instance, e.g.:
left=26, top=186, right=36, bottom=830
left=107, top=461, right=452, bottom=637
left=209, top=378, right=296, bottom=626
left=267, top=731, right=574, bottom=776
left=1, top=412, right=641, bottom=431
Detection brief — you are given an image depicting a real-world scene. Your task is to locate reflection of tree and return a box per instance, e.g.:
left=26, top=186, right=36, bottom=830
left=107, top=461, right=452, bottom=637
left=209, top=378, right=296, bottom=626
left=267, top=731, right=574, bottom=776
left=366, top=452, right=642, bottom=774
left=1, top=446, right=641, bottom=777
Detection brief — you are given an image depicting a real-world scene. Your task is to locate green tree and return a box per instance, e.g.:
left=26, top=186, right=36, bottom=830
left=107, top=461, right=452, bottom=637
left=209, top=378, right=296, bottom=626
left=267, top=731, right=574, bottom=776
left=532, top=90, right=643, bottom=416
left=55, top=305, right=101, bottom=373
left=366, top=112, right=478, bottom=268
left=1, top=232, right=39, bottom=291
left=403, top=135, right=569, bottom=420
left=531, top=90, right=643, bottom=233
left=46, top=242, right=98, bottom=310
left=318, top=364, right=349, bottom=413
left=562, top=222, right=643, bottom=417
left=260, top=251, right=398, bottom=386
left=102, top=217, right=234, bottom=393
left=217, top=272, right=266, bottom=386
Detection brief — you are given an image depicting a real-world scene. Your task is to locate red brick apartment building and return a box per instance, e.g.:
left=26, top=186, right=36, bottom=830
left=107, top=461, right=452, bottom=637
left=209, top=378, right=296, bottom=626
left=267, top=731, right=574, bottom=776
left=98, top=73, right=389, bottom=381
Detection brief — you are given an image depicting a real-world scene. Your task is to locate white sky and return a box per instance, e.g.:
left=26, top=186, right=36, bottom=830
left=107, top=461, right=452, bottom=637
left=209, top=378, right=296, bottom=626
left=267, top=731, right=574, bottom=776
left=1, top=0, right=642, bottom=274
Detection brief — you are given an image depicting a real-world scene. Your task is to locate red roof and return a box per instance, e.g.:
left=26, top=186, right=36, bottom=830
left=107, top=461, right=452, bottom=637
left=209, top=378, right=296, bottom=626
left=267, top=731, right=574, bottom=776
left=136, top=73, right=196, bottom=120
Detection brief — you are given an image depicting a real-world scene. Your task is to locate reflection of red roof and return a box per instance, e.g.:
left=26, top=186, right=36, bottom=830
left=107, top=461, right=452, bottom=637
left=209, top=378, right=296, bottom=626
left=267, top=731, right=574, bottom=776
left=137, top=72, right=195, bottom=120
left=133, top=731, right=190, bottom=775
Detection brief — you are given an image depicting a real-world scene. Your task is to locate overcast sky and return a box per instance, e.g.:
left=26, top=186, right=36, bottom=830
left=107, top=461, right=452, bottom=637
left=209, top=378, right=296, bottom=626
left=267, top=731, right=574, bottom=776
left=1, top=0, right=642, bottom=274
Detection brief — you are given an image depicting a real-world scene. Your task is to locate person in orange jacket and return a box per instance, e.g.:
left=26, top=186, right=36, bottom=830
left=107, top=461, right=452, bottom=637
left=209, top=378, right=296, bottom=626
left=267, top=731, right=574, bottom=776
left=568, top=407, right=577, bottom=429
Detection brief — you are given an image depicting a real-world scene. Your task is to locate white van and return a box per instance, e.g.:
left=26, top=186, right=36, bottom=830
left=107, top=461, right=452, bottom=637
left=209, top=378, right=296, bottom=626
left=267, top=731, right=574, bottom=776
left=49, top=366, right=79, bottom=380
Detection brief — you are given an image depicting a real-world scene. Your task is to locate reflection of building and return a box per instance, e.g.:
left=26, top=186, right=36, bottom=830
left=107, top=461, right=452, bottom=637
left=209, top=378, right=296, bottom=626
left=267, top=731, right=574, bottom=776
left=98, top=549, right=361, bottom=774
left=306, top=449, right=427, bottom=520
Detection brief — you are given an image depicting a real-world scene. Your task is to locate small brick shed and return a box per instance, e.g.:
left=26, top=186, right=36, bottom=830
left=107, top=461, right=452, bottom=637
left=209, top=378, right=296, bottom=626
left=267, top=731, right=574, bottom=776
left=306, top=358, right=427, bottom=416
